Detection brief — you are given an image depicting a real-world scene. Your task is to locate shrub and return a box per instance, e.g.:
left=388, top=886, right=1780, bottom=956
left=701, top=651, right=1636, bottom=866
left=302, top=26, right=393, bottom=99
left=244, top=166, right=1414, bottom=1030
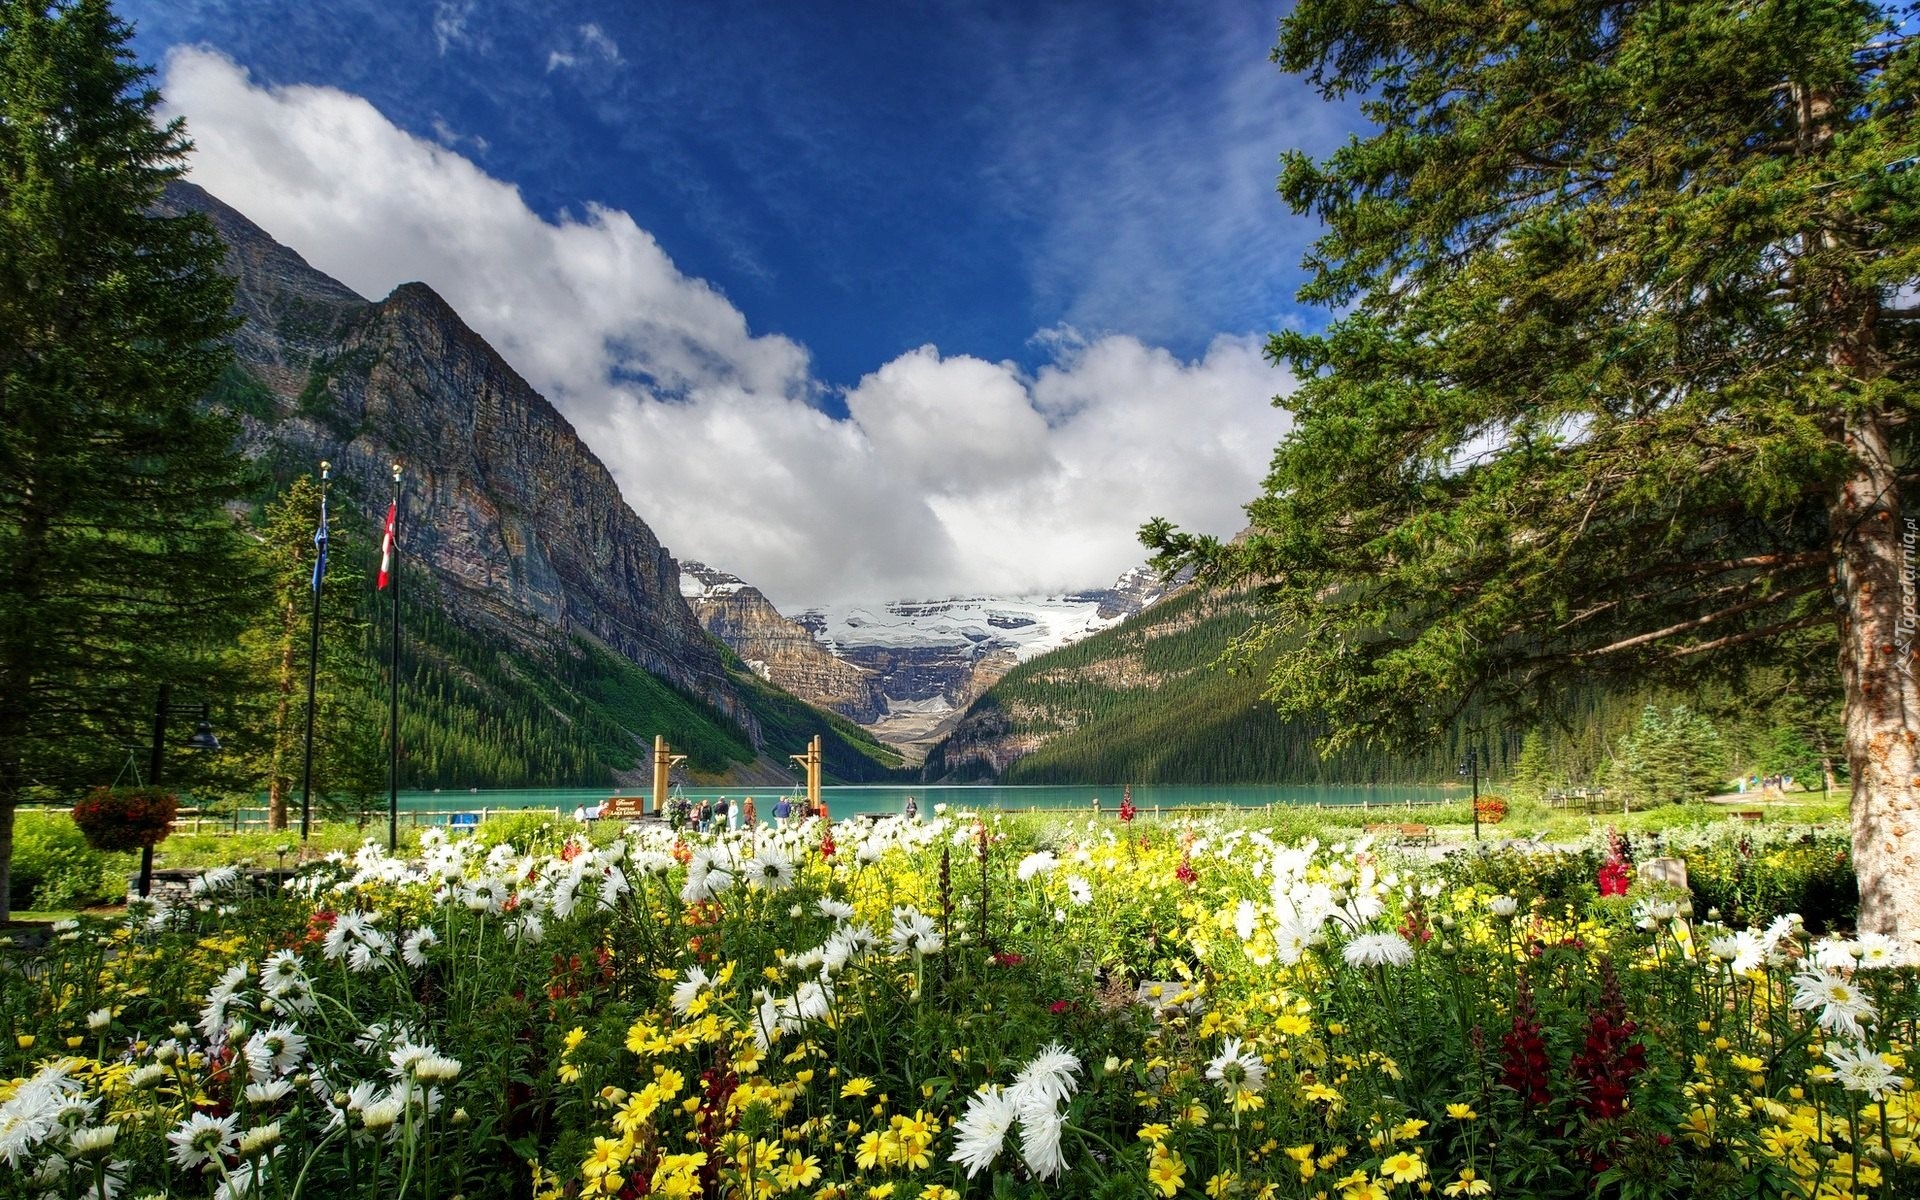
left=70, top=786, right=177, bottom=852
left=7, top=810, right=125, bottom=911
left=1678, top=829, right=1858, bottom=930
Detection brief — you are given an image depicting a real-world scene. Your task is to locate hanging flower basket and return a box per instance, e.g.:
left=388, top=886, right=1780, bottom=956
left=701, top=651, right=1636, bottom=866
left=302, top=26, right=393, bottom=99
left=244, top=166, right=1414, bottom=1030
left=71, top=786, right=178, bottom=852
left=1474, top=795, right=1509, bottom=825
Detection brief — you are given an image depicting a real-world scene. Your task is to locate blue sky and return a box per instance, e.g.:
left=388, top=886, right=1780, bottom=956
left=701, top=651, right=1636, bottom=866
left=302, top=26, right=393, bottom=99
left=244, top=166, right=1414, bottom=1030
left=122, top=1, right=1345, bottom=606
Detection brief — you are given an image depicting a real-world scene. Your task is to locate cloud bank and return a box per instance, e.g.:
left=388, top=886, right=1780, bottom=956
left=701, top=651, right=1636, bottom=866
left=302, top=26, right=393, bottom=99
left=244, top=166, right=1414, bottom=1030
left=162, top=48, right=1292, bottom=609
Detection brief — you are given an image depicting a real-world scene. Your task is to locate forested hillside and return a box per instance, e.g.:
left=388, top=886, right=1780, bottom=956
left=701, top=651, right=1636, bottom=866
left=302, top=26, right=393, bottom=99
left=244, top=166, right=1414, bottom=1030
left=370, top=572, right=907, bottom=793
left=924, top=587, right=1840, bottom=790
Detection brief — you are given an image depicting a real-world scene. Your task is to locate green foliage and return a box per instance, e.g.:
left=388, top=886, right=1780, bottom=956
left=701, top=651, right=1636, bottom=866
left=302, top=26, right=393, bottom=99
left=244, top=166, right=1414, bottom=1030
left=0, top=0, right=264, bottom=917
left=1607, top=705, right=1728, bottom=807
left=1678, top=829, right=1859, bottom=932
left=930, top=588, right=1520, bottom=784
left=1142, top=0, right=1918, bottom=764
left=6, top=811, right=123, bottom=911
left=209, top=475, right=384, bottom=830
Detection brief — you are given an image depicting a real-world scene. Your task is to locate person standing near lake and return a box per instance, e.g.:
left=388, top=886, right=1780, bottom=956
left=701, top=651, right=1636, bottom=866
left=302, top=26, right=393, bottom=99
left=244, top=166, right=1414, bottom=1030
left=743, top=797, right=757, bottom=828
left=904, top=794, right=918, bottom=820
left=773, top=795, right=791, bottom=827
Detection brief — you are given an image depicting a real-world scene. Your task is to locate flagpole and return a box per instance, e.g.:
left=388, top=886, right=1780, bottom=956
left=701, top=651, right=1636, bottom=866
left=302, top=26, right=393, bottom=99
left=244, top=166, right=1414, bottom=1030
left=387, top=462, right=402, bottom=853
left=298, top=461, right=330, bottom=842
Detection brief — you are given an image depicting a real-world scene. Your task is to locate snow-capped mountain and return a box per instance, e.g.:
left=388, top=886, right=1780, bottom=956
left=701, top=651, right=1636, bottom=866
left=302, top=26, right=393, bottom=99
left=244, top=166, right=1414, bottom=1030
left=795, top=592, right=1143, bottom=662
left=677, top=559, right=1178, bottom=760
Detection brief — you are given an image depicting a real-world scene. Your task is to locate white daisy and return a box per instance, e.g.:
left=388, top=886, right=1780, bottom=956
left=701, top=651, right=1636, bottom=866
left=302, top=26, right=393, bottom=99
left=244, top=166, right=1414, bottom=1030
left=888, top=907, right=943, bottom=957
left=670, top=965, right=713, bottom=1014
left=1016, top=1100, right=1067, bottom=1179
left=1206, top=1036, right=1267, bottom=1102
left=401, top=926, right=438, bottom=969
left=1854, top=932, right=1906, bottom=970
left=1342, top=931, right=1415, bottom=968
left=1825, top=1042, right=1905, bottom=1099
left=1010, top=1042, right=1081, bottom=1109
left=245, top=1079, right=293, bottom=1105
left=167, top=1111, right=237, bottom=1169
left=1016, top=852, right=1059, bottom=882
left=949, top=1085, right=1018, bottom=1178
left=1791, top=971, right=1877, bottom=1040
left=746, top=848, right=796, bottom=893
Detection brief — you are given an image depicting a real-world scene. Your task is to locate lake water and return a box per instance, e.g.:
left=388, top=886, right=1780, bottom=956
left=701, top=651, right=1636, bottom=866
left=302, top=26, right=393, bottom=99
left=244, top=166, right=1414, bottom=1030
left=380, top=783, right=1459, bottom=820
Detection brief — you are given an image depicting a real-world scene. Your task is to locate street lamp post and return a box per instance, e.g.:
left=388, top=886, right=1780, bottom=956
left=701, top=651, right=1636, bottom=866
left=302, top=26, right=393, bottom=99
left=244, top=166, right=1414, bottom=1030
left=142, top=683, right=221, bottom=897
left=1458, top=747, right=1481, bottom=842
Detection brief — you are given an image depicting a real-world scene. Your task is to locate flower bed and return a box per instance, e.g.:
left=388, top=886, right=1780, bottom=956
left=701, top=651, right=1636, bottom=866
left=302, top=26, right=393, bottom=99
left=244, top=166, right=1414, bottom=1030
left=0, top=815, right=1913, bottom=1199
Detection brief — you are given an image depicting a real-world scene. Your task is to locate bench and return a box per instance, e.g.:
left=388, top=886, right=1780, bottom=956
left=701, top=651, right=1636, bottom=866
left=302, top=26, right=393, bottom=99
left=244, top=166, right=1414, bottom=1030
left=1363, top=823, right=1435, bottom=845
left=1734, top=810, right=1764, bottom=823
left=601, top=796, right=648, bottom=820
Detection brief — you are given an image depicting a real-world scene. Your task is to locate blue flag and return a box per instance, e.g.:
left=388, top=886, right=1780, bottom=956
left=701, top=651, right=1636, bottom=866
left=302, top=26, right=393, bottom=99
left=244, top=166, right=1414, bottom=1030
left=311, top=495, right=329, bottom=593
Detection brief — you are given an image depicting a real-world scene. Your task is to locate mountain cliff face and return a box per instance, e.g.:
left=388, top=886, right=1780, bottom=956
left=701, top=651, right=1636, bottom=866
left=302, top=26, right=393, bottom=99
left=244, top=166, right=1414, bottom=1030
left=680, top=562, right=887, bottom=723
left=151, top=182, right=929, bottom=786
left=164, top=181, right=755, bottom=736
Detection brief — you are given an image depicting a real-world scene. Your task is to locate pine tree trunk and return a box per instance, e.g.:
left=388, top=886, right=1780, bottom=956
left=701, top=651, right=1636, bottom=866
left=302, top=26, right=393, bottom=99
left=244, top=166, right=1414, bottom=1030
left=1833, top=408, right=1920, bottom=946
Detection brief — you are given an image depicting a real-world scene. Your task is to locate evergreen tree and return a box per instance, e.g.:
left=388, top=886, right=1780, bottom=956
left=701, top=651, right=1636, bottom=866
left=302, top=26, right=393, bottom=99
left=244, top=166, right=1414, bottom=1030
left=1146, top=1, right=1920, bottom=939
left=213, top=475, right=379, bottom=830
left=0, top=0, right=258, bottom=918
left=1608, top=704, right=1726, bottom=807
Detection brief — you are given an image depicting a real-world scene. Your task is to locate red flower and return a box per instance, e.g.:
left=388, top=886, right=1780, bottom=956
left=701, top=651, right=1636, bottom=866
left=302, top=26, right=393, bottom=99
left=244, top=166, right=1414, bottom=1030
left=1500, top=978, right=1554, bottom=1110
left=1597, top=856, right=1632, bottom=897
left=1174, top=856, right=1197, bottom=885
left=992, top=951, right=1024, bottom=967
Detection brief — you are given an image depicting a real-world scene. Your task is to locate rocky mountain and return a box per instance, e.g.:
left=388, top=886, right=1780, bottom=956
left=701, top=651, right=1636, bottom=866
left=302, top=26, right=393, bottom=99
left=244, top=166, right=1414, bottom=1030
left=166, top=181, right=901, bottom=785
left=680, top=562, right=887, bottom=723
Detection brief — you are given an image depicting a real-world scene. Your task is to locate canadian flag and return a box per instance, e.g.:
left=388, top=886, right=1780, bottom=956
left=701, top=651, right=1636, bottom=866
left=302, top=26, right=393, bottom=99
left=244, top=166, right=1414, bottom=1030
left=378, top=501, right=396, bottom=590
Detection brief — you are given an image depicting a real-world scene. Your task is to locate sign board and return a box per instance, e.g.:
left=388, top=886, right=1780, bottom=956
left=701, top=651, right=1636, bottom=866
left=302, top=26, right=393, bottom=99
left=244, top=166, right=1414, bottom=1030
left=1640, top=856, right=1688, bottom=891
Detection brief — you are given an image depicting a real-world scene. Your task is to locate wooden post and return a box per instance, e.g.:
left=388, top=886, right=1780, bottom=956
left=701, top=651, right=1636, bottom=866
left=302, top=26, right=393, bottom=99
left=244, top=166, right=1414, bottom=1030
left=788, top=735, right=822, bottom=815
left=653, top=736, right=686, bottom=816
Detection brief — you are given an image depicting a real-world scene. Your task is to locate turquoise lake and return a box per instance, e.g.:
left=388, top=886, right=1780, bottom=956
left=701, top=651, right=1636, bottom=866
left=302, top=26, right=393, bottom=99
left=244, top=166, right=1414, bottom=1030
left=342, top=783, right=1462, bottom=822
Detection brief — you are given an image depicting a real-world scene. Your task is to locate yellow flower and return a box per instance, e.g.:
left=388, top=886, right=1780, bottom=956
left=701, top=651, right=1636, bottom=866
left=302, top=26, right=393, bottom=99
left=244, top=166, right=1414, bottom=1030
left=1148, top=1147, right=1187, bottom=1198
left=1302, top=1082, right=1342, bottom=1106
left=856, top=1131, right=889, bottom=1170
left=777, top=1151, right=824, bottom=1191
left=867, top=1186, right=896, bottom=1200
left=582, top=1136, right=630, bottom=1178
left=1380, top=1151, right=1426, bottom=1183
left=1137, top=1123, right=1172, bottom=1144
left=1392, top=1118, right=1428, bottom=1140
left=1206, top=1169, right=1240, bottom=1197
left=1445, top=1104, right=1477, bottom=1120
left=917, top=1187, right=960, bottom=1200
left=1442, top=1167, right=1492, bottom=1197
left=1275, top=1013, right=1311, bottom=1037
left=564, top=1026, right=588, bottom=1053
left=841, top=1077, right=874, bottom=1099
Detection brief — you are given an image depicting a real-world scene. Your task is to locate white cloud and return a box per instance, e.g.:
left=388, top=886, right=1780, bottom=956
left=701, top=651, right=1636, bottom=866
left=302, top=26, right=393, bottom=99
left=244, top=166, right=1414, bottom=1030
left=160, top=48, right=1292, bottom=608
left=548, top=23, right=622, bottom=73
left=431, top=2, right=475, bottom=56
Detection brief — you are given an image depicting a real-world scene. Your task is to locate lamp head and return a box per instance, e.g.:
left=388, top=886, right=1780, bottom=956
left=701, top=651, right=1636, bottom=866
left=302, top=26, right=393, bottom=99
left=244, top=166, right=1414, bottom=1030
left=185, top=721, right=221, bottom=752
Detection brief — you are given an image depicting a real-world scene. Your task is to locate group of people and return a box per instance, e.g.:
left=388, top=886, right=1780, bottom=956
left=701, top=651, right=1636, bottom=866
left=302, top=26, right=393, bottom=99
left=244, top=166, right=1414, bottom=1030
left=657, top=793, right=831, bottom=833
left=1738, top=773, right=1797, bottom=794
